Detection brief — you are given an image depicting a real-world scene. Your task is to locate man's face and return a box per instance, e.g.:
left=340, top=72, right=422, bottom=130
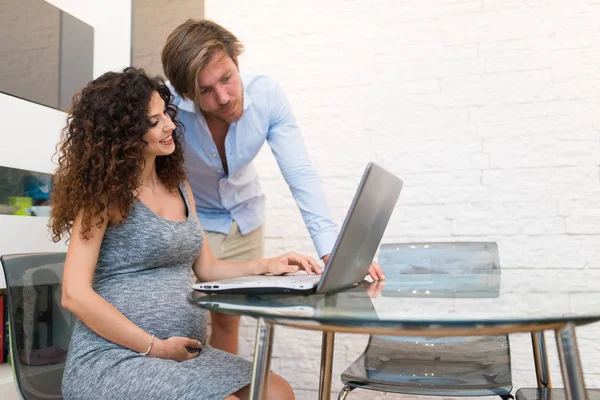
left=195, top=50, right=243, bottom=123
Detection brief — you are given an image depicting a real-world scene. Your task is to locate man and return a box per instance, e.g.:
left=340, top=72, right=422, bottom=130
left=161, top=19, right=384, bottom=354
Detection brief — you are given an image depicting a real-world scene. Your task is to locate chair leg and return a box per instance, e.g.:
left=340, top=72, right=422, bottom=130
left=337, top=385, right=355, bottom=400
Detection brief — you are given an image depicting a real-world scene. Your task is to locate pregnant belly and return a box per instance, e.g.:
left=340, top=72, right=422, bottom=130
left=95, top=265, right=207, bottom=341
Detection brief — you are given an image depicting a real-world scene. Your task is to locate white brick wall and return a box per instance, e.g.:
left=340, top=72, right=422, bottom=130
left=205, top=1, right=600, bottom=398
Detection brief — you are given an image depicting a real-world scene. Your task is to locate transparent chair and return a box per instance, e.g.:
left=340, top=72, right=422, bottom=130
left=338, top=242, right=513, bottom=400
left=515, top=388, right=600, bottom=399
left=1, top=253, right=72, bottom=400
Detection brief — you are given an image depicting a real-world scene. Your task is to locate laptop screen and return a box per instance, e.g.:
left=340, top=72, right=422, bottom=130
left=317, top=163, right=404, bottom=293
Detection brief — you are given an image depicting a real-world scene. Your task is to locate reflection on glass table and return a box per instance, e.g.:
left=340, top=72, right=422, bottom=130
left=192, top=242, right=600, bottom=400
left=194, top=274, right=600, bottom=328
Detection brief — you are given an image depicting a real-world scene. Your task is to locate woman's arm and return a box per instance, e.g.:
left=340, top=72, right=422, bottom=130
left=61, top=209, right=200, bottom=361
left=184, top=182, right=322, bottom=282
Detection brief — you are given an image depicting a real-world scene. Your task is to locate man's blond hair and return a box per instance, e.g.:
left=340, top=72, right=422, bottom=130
left=162, top=19, right=244, bottom=102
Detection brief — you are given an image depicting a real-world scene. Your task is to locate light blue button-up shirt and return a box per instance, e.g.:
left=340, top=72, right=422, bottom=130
left=167, top=74, right=338, bottom=258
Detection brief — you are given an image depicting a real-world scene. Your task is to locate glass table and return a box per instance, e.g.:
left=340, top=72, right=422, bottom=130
left=191, top=269, right=600, bottom=400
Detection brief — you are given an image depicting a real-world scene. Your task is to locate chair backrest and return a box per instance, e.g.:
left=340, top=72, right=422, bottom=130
left=378, top=242, right=501, bottom=298
left=364, top=242, right=511, bottom=395
left=1, top=252, right=71, bottom=400
left=378, top=241, right=500, bottom=274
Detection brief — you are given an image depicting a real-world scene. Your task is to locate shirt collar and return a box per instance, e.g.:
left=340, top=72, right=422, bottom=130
left=241, top=85, right=253, bottom=111
left=177, top=95, right=197, bottom=113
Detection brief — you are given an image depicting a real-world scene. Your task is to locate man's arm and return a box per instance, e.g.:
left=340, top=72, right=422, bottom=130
left=265, top=79, right=337, bottom=260
left=265, top=79, right=385, bottom=280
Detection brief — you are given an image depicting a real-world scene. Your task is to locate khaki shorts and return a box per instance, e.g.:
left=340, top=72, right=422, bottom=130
left=204, top=222, right=264, bottom=262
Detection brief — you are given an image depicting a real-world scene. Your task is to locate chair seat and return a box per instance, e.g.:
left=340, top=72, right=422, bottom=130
left=341, top=342, right=513, bottom=397
left=16, top=362, right=65, bottom=399
left=515, top=388, right=600, bottom=400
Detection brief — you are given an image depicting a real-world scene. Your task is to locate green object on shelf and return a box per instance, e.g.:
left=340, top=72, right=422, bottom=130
left=7, top=321, right=11, bottom=365
left=6, top=196, right=33, bottom=216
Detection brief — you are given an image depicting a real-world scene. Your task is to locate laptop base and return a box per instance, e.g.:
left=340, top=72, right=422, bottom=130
left=195, top=286, right=317, bottom=295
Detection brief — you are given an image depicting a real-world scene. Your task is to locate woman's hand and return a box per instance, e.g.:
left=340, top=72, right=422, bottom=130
left=149, top=336, right=202, bottom=362
left=265, top=252, right=323, bottom=275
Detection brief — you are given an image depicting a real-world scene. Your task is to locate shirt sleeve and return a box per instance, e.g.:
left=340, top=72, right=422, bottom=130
left=266, top=80, right=338, bottom=258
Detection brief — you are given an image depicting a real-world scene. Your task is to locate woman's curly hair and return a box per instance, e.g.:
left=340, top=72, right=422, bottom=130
left=50, top=67, right=185, bottom=242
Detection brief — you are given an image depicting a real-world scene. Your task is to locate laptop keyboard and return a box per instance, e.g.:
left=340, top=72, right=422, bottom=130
left=200, top=273, right=323, bottom=286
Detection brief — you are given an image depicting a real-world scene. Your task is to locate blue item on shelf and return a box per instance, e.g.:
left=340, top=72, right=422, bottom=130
left=24, top=175, right=52, bottom=200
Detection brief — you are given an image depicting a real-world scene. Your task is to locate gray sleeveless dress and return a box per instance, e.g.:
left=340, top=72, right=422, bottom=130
left=62, top=182, right=253, bottom=399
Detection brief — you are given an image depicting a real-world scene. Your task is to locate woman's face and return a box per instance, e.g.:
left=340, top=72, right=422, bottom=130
left=142, top=91, right=177, bottom=158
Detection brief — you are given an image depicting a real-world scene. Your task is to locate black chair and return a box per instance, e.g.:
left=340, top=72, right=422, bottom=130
left=515, top=388, right=600, bottom=399
left=338, top=242, right=513, bottom=400
left=1, top=252, right=72, bottom=400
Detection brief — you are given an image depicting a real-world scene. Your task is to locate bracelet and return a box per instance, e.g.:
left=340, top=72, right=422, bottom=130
left=140, top=334, right=155, bottom=356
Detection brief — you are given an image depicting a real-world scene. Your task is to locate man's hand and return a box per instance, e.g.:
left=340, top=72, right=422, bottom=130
left=367, top=260, right=385, bottom=281
left=366, top=279, right=385, bottom=298
left=321, top=254, right=385, bottom=281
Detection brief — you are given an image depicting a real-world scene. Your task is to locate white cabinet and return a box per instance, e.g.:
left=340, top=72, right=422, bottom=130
left=0, top=363, right=19, bottom=400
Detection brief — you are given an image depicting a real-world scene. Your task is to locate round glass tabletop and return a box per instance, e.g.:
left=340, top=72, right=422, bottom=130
left=190, top=269, right=600, bottom=332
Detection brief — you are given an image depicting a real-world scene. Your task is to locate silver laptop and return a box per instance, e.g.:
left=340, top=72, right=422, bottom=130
left=193, top=162, right=404, bottom=294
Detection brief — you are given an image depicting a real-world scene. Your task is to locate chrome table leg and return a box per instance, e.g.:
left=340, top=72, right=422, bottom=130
left=250, top=318, right=275, bottom=400
left=319, top=331, right=335, bottom=400
left=532, top=331, right=552, bottom=388
left=555, top=323, right=587, bottom=400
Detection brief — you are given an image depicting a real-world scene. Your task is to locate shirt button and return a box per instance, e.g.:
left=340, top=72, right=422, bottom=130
left=212, top=153, right=217, bottom=157
left=217, top=169, right=222, bottom=173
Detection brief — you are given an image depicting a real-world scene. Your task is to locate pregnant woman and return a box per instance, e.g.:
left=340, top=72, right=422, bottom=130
left=50, top=67, right=321, bottom=399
